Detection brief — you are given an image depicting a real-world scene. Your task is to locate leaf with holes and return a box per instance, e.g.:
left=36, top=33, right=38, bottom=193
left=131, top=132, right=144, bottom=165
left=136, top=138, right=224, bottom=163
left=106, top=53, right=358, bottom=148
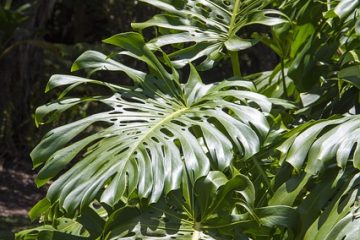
left=132, top=0, right=288, bottom=69
left=31, top=32, right=271, bottom=214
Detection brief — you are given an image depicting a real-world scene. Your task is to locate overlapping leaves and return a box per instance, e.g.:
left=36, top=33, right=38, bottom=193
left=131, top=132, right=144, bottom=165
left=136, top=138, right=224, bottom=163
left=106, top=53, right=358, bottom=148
left=133, top=0, right=288, bottom=69
left=285, top=0, right=360, bottom=91
left=17, top=171, right=299, bottom=240
left=271, top=113, right=360, bottom=239
left=31, top=32, right=271, bottom=214
left=18, top=0, right=360, bottom=239
left=270, top=163, right=360, bottom=240
left=278, top=115, right=360, bottom=174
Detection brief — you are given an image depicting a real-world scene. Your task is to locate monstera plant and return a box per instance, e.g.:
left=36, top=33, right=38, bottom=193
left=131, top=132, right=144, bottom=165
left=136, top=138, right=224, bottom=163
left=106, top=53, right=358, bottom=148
left=17, top=0, right=360, bottom=239
left=132, top=0, right=288, bottom=74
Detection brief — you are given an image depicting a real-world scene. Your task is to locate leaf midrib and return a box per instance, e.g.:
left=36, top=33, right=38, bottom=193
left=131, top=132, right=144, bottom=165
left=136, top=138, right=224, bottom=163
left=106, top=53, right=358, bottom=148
left=126, top=106, right=189, bottom=157
left=228, top=0, right=241, bottom=36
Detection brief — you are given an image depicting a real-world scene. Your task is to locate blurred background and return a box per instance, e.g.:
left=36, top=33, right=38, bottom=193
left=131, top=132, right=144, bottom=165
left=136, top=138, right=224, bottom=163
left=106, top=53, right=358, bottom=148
left=0, top=0, right=277, bottom=238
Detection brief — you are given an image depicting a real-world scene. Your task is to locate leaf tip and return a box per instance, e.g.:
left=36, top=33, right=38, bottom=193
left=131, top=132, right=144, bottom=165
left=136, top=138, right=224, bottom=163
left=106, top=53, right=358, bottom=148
left=70, top=63, right=80, bottom=72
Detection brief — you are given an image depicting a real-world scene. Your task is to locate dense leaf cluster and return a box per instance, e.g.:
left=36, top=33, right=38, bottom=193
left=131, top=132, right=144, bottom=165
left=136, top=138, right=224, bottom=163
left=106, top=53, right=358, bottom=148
left=17, top=0, right=360, bottom=239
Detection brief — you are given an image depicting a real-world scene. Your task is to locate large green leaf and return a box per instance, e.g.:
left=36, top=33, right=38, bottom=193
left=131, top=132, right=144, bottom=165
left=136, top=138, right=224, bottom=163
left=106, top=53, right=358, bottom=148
left=31, top=32, right=271, bottom=214
left=277, top=115, right=360, bottom=174
left=132, top=0, right=287, bottom=69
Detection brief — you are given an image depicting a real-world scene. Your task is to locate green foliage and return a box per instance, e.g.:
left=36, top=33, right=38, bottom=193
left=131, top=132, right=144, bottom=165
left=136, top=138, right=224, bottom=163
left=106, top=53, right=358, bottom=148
left=32, top=33, right=271, bottom=213
left=17, top=0, right=360, bottom=239
left=132, top=0, right=287, bottom=71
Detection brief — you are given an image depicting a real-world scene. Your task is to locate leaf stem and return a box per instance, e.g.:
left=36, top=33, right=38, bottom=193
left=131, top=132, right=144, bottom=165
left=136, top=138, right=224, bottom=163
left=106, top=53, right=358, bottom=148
left=192, top=222, right=201, bottom=240
left=228, top=0, right=242, bottom=77
left=252, top=157, right=272, bottom=194
left=230, top=51, right=241, bottom=77
left=280, top=59, right=288, bottom=99
left=228, top=0, right=241, bottom=33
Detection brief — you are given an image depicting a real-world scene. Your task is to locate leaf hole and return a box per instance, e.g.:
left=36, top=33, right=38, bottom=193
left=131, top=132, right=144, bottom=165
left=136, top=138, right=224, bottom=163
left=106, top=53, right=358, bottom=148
left=189, top=116, right=201, bottom=121
left=223, top=0, right=231, bottom=6
left=151, top=137, right=160, bottom=143
left=123, top=107, right=144, bottom=112
left=109, top=111, right=123, bottom=114
left=216, top=15, right=224, bottom=20
left=160, top=128, right=175, bottom=137
left=173, top=0, right=187, bottom=10
left=125, top=232, right=136, bottom=237
left=92, top=202, right=102, bottom=209
left=114, top=146, right=129, bottom=156
left=121, top=96, right=145, bottom=104
left=171, top=120, right=187, bottom=127
left=119, top=120, right=148, bottom=124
